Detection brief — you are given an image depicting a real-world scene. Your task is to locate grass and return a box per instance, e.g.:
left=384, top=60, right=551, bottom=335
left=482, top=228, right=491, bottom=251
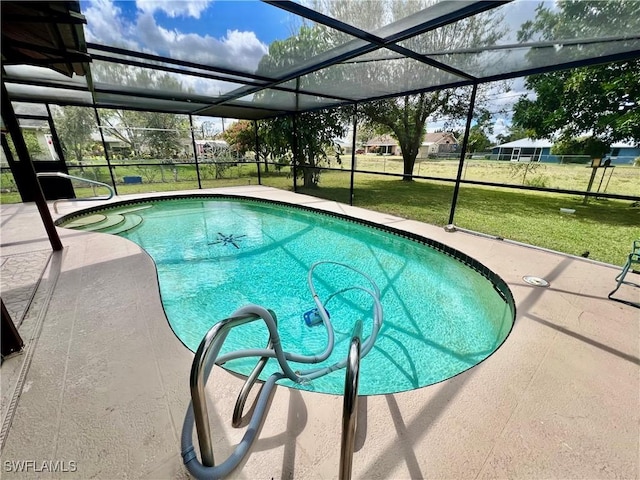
left=355, top=156, right=639, bottom=194
left=297, top=172, right=639, bottom=267
left=2, top=158, right=638, bottom=266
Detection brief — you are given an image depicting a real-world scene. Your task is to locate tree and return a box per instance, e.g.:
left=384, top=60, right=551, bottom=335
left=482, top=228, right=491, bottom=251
left=551, top=136, right=609, bottom=159
left=258, top=110, right=345, bottom=187
left=307, top=0, right=508, bottom=180
left=359, top=92, right=461, bottom=179
left=22, top=130, right=43, bottom=156
left=495, top=125, right=536, bottom=145
left=513, top=0, right=640, bottom=145
left=255, top=26, right=347, bottom=187
left=94, top=63, right=191, bottom=160
left=466, top=111, right=494, bottom=153
left=222, top=120, right=255, bottom=157
left=52, top=106, right=95, bottom=167
left=467, top=127, right=491, bottom=154
left=145, top=112, right=188, bottom=159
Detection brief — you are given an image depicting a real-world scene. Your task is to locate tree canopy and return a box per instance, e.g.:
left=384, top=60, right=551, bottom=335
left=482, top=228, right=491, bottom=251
left=222, top=120, right=255, bottom=157
left=92, top=63, right=191, bottom=159
left=254, top=0, right=510, bottom=182
left=551, top=136, right=609, bottom=159
left=256, top=26, right=347, bottom=187
left=513, top=0, right=640, bottom=145
left=52, top=106, right=96, bottom=165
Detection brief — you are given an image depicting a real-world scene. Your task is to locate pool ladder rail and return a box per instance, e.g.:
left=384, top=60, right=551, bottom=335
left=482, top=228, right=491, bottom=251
left=36, top=172, right=115, bottom=213
left=182, top=312, right=364, bottom=480
left=340, top=319, right=362, bottom=480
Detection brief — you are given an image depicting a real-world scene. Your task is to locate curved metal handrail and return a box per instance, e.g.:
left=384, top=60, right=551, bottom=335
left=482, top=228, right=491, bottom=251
left=36, top=172, right=114, bottom=213
left=190, top=312, right=267, bottom=467
left=232, top=336, right=275, bottom=428
left=339, top=319, right=362, bottom=480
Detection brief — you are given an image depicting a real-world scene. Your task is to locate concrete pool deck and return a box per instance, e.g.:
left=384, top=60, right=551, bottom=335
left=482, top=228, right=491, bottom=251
left=1, top=185, right=638, bottom=479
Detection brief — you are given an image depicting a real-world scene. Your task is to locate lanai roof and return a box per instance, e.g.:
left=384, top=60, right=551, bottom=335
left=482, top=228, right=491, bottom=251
left=2, top=0, right=640, bottom=120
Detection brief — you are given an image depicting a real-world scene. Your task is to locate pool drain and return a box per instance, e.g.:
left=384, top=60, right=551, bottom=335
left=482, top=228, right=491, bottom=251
left=523, top=276, right=550, bottom=287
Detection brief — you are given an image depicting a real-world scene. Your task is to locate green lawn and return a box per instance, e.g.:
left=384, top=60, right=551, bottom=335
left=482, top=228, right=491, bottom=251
left=2, top=160, right=638, bottom=266
left=295, top=172, right=639, bottom=267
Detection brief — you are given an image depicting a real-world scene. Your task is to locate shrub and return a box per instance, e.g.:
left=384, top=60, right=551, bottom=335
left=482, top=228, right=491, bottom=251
left=525, top=174, right=549, bottom=188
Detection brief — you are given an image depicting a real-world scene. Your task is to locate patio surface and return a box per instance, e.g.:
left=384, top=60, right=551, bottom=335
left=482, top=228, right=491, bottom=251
left=1, top=185, right=638, bottom=479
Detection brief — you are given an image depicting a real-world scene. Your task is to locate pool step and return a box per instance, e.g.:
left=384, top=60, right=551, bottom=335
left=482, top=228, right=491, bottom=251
left=78, top=214, right=126, bottom=232
left=100, top=214, right=143, bottom=235
left=62, top=213, right=108, bottom=229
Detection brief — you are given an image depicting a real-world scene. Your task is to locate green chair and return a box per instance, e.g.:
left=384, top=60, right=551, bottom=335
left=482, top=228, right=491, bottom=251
left=608, top=240, right=640, bottom=308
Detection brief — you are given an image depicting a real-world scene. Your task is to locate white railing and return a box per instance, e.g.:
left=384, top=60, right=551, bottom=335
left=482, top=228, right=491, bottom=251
left=36, top=172, right=114, bottom=213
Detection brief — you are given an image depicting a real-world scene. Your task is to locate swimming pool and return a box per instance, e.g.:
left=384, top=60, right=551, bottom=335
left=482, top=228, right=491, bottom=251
left=59, top=195, right=515, bottom=395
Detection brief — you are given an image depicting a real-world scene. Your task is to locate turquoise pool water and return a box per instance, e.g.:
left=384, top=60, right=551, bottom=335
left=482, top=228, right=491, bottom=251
left=63, top=197, right=514, bottom=395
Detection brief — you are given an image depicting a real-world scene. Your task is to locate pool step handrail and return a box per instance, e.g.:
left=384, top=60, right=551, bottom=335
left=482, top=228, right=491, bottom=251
left=36, top=172, right=115, bottom=213
left=188, top=312, right=272, bottom=469
left=184, top=311, right=366, bottom=480
left=232, top=335, right=275, bottom=428
left=182, top=262, right=383, bottom=479
left=339, top=319, right=362, bottom=480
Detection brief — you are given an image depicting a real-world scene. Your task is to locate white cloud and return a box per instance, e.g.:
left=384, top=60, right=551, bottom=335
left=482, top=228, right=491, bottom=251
left=81, top=0, right=272, bottom=105
left=83, top=1, right=268, bottom=74
left=136, top=13, right=268, bottom=71
left=221, top=30, right=269, bottom=71
left=491, top=118, right=510, bottom=141
left=135, top=0, right=212, bottom=19
left=83, top=0, right=138, bottom=49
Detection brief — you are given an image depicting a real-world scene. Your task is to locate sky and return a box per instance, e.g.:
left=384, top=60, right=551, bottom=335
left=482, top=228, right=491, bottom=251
left=80, top=0, right=297, bottom=72
left=79, top=0, right=540, bottom=141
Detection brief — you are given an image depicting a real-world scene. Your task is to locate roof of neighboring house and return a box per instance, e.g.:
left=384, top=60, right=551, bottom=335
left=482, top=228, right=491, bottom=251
left=89, top=132, right=124, bottom=144
left=195, top=139, right=228, bottom=146
left=364, top=135, right=397, bottom=146
left=421, top=132, right=457, bottom=146
left=494, top=138, right=554, bottom=149
left=611, top=142, right=639, bottom=149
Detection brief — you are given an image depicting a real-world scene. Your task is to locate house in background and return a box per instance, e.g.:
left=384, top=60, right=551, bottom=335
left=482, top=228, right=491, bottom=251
left=364, top=134, right=400, bottom=155
left=492, top=138, right=639, bottom=164
left=491, top=138, right=555, bottom=162
left=363, top=131, right=458, bottom=157
left=89, top=132, right=128, bottom=156
left=419, top=132, right=458, bottom=156
left=609, top=142, right=640, bottom=165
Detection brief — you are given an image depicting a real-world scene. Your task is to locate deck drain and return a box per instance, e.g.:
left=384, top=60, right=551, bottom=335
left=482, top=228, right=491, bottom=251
left=523, top=276, right=550, bottom=287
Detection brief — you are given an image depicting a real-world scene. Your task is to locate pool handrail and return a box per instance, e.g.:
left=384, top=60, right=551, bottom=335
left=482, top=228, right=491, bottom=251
left=232, top=334, right=275, bottom=428
left=189, top=312, right=266, bottom=468
left=36, top=172, right=114, bottom=213
left=339, top=319, right=362, bottom=480
left=183, top=262, right=383, bottom=479
left=186, top=311, right=366, bottom=480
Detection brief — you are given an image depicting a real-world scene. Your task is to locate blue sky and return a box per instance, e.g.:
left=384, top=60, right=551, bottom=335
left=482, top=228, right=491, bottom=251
left=108, top=1, right=292, bottom=44
left=80, top=0, right=297, bottom=72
